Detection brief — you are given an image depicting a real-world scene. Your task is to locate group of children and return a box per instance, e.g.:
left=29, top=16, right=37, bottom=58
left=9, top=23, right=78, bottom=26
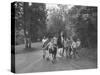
left=42, top=36, right=81, bottom=64
left=42, top=36, right=58, bottom=63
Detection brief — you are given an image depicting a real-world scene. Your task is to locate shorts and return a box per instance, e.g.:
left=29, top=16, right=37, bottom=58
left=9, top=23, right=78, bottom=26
left=49, top=48, right=52, bottom=54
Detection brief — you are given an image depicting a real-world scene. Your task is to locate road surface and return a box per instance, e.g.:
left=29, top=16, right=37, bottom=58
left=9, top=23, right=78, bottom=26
left=15, top=42, right=97, bottom=73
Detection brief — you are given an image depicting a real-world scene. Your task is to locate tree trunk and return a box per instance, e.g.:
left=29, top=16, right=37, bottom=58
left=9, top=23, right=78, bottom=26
left=23, top=3, right=31, bottom=48
left=25, top=38, right=29, bottom=48
left=24, top=30, right=29, bottom=48
left=28, top=38, right=31, bottom=48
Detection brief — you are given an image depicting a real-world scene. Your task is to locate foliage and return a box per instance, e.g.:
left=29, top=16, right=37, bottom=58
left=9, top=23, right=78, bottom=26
left=69, top=6, right=97, bottom=47
left=46, top=5, right=97, bottom=48
left=15, top=2, right=47, bottom=45
left=14, top=2, right=97, bottom=48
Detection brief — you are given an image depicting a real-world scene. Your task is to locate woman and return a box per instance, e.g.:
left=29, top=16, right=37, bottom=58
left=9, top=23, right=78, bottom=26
left=42, top=36, right=49, bottom=59
left=57, top=32, right=64, bottom=56
left=71, top=38, right=78, bottom=58
left=67, top=37, right=72, bottom=58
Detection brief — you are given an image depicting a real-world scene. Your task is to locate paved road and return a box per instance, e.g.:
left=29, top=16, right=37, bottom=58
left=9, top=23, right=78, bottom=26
left=15, top=43, right=97, bottom=73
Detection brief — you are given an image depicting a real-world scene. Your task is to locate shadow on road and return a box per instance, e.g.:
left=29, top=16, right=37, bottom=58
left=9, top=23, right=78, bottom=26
left=15, top=47, right=42, bottom=54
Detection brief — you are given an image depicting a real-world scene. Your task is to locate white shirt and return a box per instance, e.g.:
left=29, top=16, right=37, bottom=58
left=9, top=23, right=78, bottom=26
left=76, top=40, right=81, bottom=47
left=42, top=38, right=48, bottom=44
left=72, top=41, right=77, bottom=48
left=48, top=42, right=53, bottom=49
left=53, top=37, right=57, bottom=45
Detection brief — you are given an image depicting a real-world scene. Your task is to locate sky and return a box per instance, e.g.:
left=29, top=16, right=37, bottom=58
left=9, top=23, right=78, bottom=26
left=46, top=3, right=59, bottom=9
left=46, top=3, right=73, bottom=9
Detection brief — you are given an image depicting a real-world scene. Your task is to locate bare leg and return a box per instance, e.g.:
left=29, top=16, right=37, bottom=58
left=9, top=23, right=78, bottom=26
left=43, top=49, right=46, bottom=59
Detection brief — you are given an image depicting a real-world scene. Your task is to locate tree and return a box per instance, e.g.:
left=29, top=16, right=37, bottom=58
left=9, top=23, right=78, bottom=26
left=69, top=6, right=97, bottom=48
left=48, top=5, right=97, bottom=48
left=23, top=2, right=47, bottom=48
left=15, top=2, right=47, bottom=48
left=14, top=2, right=24, bottom=45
